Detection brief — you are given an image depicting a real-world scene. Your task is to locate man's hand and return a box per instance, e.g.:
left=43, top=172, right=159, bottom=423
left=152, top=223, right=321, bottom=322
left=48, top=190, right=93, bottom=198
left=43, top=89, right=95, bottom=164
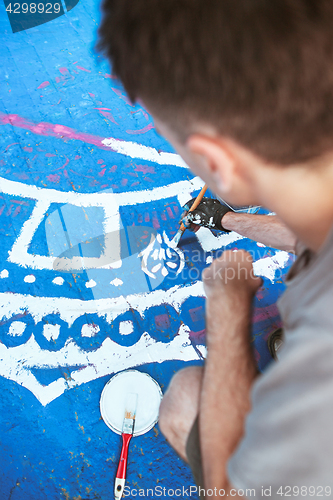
left=202, top=249, right=262, bottom=300
left=182, top=197, right=232, bottom=232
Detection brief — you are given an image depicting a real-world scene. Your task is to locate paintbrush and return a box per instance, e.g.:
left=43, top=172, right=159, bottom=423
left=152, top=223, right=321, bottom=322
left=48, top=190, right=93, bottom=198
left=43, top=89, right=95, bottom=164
left=114, top=393, right=138, bottom=500
left=169, top=184, right=208, bottom=248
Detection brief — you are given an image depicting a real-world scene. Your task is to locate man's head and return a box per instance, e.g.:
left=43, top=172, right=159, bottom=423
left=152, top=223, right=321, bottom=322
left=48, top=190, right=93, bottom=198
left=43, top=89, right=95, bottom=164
left=97, top=0, right=333, bottom=206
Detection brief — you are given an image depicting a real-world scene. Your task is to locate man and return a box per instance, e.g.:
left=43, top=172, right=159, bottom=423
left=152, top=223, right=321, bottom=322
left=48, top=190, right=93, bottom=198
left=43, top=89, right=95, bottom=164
left=97, top=1, right=333, bottom=498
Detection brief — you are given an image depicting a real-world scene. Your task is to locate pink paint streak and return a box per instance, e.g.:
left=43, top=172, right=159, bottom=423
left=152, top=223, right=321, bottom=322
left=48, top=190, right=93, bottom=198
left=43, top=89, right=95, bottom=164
left=47, top=174, right=60, bottom=183
left=37, top=81, right=50, bottom=89
left=111, top=88, right=133, bottom=106
left=61, top=158, right=70, bottom=169
left=189, top=328, right=206, bottom=342
left=94, top=108, right=118, bottom=125
left=134, top=165, right=155, bottom=174
left=14, top=173, right=29, bottom=180
left=13, top=206, right=21, bottom=216
left=140, top=108, right=149, bottom=120
left=166, top=207, right=175, bottom=219
left=77, top=66, right=91, bottom=73
left=126, top=123, right=154, bottom=135
left=0, top=113, right=119, bottom=152
left=5, top=142, right=19, bottom=151
left=253, top=303, right=280, bottom=324
left=23, top=146, right=33, bottom=152
left=152, top=211, right=160, bottom=229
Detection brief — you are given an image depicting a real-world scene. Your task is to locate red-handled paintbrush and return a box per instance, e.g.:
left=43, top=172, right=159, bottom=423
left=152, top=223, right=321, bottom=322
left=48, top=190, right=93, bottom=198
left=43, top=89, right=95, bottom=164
left=114, top=393, right=138, bottom=500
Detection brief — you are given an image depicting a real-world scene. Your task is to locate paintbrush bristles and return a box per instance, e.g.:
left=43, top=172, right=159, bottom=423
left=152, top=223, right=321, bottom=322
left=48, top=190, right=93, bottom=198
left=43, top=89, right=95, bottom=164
left=124, top=393, right=138, bottom=416
left=169, top=229, right=183, bottom=248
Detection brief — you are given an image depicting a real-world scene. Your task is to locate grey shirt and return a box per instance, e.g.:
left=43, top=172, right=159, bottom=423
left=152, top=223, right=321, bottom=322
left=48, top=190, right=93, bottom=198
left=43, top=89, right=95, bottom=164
left=228, top=229, right=333, bottom=499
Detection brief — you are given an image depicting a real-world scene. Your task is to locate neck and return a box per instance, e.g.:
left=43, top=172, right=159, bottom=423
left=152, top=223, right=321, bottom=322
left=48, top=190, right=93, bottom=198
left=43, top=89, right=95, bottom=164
left=254, top=158, right=333, bottom=253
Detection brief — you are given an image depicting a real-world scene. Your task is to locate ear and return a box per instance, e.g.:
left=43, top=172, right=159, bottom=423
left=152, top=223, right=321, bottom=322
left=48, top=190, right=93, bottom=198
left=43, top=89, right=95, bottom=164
left=186, top=135, right=235, bottom=194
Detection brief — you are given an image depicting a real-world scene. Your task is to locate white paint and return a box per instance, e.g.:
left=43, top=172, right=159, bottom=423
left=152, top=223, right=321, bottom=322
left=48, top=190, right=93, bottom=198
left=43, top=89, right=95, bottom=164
left=0, top=249, right=290, bottom=328
left=192, top=214, right=202, bottom=224
left=85, top=279, right=97, bottom=288
left=177, top=192, right=195, bottom=207
left=2, top=175, right=204, bottom=272
left=82, top=323, right=100, bottom=337
left=43, top=324, right=60, bottom=341
left=9, top=321, right=26, bottom=336
left=101, top=136, right=189, bottom=169
left=0, top=243, right=292, bottom=406
left=0, top=323, right=199, bottom=406
left=161, top=267, right=168, bottom=277
left=0, top=174, right=204, bottom=208
left=195, top=227, right=245, bottom=252
left=0, top=269, right=9, bottom=278
left=253, top=251, right=291, bottom=282
left=100, top=370, right=162, bottom=436
left=151, top=264, right=161, bottom=273
left=110, top=278, right=123, bottom=286
left=0, top=169, right=292, bottom=408
left=196, top=345, right=207, bottom=358
left=0, top=281, right=204, bottom=326
left=119, top=320, right=134, bottom=335
left=206, top=256, right=213, bottom=264
left=24, top=275, right=36, bottom=283
left=139, top=231, right=185, bottom=281
left=166, top=261, right=177, bottom=269
left=152, top=250, right=159, bottom=260
left=52, top=277, right=64, bottom=285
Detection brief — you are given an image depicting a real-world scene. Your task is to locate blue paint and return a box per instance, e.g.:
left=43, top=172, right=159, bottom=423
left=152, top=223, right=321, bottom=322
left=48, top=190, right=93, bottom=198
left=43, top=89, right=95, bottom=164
left=0, top=1, right=295, bottom=498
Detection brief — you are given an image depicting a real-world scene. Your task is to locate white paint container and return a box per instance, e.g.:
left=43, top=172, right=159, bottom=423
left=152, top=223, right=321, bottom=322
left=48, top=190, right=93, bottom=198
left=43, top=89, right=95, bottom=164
left=100, top=370, right=163, bottom=436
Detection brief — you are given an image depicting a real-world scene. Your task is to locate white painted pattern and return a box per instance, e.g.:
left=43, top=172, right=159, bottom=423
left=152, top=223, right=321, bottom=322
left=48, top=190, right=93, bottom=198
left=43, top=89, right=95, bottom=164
left=0, top=172, right=292, bottom=406
left=1, top=175, right=204, bottom=271
left=81, top=324, right=100, bottom=338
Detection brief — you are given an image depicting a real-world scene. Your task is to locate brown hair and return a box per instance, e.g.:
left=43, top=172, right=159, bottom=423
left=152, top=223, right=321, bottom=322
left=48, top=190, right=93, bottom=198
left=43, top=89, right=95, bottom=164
left=97, top=0, right=333, bottom=165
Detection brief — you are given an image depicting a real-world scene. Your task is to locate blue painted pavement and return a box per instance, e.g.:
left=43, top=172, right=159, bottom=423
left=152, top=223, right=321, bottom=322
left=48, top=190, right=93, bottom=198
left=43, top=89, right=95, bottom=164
left=0, top=1, right=295, bottom=499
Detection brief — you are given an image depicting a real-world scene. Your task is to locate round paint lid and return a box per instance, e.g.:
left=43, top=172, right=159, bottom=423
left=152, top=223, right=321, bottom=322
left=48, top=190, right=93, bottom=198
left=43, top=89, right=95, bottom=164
left=100, top=370, right=163, bottom=436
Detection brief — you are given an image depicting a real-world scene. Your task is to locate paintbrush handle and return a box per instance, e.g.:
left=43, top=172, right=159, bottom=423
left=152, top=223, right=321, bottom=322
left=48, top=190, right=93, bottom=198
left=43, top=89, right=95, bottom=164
left=115, top=433, right=132, bottom=499
left=179, top=184, right=208, bottom=232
